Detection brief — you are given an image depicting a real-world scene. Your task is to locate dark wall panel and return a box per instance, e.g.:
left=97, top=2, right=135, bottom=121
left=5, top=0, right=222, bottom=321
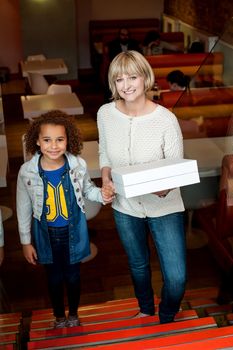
left=164, top=0, right=233, bottom=40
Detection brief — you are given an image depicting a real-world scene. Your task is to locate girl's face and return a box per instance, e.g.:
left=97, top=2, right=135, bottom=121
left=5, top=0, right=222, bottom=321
left=115, top=73, right=145, bottom=102
left=36, top=124, right=67, bottom=163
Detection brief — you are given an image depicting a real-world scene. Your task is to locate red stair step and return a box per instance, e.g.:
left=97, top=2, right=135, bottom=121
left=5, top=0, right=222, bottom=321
left=226, top=313, right=233, bottom=324
left=184, top=287, right=219, bottom=300
left=0, top=324, right=19, bottom=334
left=189, top=298, right=219, bottom=309
left=29, top=310, right=198, bottom=340
left=0, top=345, right=14, bottom=350
left=31, top=309, right=141, bottom=330
left=31, top=301, right=140, bottom=321
left=0, top=317, right=20, bottom=327
left=30, top=309, right=196, bottom=331
left=27, top=317, right=217, bottom=349
left=0, top=333, right=17, bottom=345
left=31, top=297, right=143, bottom=316
left=81, top=325, right=233, bottom=350
left=205, top=304, right=232, bottom=316
left=153, top=334, right=233, bottom=349
left=0, top=313, right=21, bottom=321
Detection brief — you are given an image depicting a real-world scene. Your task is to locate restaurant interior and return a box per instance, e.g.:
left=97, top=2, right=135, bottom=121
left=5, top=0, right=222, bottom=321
left=1, top=0, right=233, bottom=348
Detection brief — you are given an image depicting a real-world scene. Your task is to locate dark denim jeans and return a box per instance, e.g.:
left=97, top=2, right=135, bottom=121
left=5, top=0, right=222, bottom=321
left=113, top=210, right=186, bottom=323
left=44, top=226, right=81, bottom=318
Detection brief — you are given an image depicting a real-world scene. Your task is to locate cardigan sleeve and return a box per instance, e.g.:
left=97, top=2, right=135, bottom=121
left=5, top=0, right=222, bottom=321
left=97, top=104, right=113, bottom=169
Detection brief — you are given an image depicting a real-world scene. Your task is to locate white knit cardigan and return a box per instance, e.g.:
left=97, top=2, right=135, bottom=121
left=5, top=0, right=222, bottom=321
left=97, top=101, right=185, bottom=218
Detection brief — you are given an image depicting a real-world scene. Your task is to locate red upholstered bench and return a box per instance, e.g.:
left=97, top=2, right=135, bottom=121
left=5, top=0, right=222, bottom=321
left=146, top=52, right=224, bottom=89
left=158, top=87, right=233, bottom=138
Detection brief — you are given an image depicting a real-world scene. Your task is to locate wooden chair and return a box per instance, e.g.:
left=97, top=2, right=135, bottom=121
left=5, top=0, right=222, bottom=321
left=27, top=72, right=49, bottom=95
left=27, top=54, right=46, bottom=61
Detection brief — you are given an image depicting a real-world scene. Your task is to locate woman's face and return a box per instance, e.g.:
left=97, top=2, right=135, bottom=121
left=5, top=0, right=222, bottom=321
left=115, top=73, right=145, bottom=102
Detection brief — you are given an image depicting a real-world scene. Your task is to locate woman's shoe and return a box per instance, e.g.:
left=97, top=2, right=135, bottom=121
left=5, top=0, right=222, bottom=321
left=133, top=312, right=151, bottom=318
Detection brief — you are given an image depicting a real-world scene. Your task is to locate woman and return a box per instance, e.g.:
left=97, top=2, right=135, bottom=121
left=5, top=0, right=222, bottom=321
left=97, top=50, right=186, bottom=324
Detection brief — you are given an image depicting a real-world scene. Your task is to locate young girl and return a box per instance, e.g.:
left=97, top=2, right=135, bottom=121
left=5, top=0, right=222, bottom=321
left=16, top=110, right=114, bottom=328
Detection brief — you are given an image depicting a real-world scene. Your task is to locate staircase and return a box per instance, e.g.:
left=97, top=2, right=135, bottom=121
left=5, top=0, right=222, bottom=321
left=2, top=287, right=233, bottom=349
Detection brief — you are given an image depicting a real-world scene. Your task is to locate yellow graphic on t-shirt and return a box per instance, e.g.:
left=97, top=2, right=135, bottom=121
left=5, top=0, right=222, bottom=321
left=46, top=182, right=68, bottom=222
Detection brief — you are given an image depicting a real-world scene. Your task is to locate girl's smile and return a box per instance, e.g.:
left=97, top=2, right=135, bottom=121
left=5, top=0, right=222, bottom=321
left=36, top=124, right=67, bottom=168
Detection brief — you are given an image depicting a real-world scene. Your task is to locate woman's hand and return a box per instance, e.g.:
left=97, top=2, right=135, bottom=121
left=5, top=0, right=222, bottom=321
left=101, top=181, right=115, bottom=204
left=22, top=244, right=38, bottom=265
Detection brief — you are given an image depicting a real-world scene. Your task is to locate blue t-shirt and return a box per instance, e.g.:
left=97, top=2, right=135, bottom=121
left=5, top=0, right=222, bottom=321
left=44, top=164, right=68, bottom=227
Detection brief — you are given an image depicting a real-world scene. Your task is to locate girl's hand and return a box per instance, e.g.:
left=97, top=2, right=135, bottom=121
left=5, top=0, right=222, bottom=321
left=101, top=181, right=115, bottom=204
left=22, top=244, right=38, bottom=265
left=155, top=189, right=170, bottom=198
left=0, top=247, right=4, bottom=266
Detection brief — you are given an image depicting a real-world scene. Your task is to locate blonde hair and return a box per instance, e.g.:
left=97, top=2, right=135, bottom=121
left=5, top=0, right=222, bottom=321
left=108, top=50, right=155, bottom=100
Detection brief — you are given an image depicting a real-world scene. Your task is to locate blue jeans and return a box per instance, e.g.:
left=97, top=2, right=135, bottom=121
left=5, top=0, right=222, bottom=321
left=113, top=210, right=186, bottom=323
left=44, top=226, right=81, bottom=318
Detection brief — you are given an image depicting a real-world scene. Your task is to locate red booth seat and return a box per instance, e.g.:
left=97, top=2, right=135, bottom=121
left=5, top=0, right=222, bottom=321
left=146, top=52, right=224, bottom=89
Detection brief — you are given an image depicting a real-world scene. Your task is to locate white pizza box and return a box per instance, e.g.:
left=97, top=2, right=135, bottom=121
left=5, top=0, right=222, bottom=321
left=111, top=158, right=200, bottom=198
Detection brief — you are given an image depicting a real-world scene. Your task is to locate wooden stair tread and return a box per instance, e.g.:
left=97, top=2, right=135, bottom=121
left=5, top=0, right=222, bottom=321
left=29, top=310, right=198, bottom=340
left=30, top=309, right=197, bottom=330
left=0, top=333, right=17, bottom=344
left=183, top=287, right=219, bottom=300
left=80, top=325, right=233, bottom=350
left=205, top=304, right=232, bottom=316
left=153, top=334, right=233, bottom=349
left=189, top=298, right=219, bottom=308
left=0, top=324, right=19, bottom=334
left=27, top=317, right=217, bottom=349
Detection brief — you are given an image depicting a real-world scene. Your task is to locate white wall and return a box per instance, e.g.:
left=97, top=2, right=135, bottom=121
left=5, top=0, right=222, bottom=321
left=77, top=0, right=164, bottom=69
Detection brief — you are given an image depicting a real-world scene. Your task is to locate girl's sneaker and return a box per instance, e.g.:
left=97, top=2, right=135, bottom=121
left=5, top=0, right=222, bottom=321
left=54, top=317, right=67, bottom=329
left=66, top=315, right=80, bottom=327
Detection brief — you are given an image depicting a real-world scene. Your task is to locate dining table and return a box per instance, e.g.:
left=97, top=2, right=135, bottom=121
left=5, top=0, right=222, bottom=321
left=183, top=136, right=233, bottom=177
left=21, top=93, right=84, bottom=119
left=20, top=58, right=68, bottom=78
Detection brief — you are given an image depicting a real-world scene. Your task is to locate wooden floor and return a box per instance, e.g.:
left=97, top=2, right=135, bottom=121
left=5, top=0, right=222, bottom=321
left=0, top=73, right=223, bottom=316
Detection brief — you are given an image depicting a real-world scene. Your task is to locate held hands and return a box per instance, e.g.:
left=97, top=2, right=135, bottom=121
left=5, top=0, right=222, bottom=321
left=101, top=180, right=115, bottom=204
left=22, top=244, right=38, bottom=265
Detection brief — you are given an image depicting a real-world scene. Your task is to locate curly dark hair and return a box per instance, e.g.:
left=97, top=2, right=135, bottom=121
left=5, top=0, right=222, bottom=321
left=24, top=110, right=83, bottom=156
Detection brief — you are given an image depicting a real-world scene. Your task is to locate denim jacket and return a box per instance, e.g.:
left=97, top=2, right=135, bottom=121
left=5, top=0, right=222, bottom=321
left=16, top=152, right=103, bottom=264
